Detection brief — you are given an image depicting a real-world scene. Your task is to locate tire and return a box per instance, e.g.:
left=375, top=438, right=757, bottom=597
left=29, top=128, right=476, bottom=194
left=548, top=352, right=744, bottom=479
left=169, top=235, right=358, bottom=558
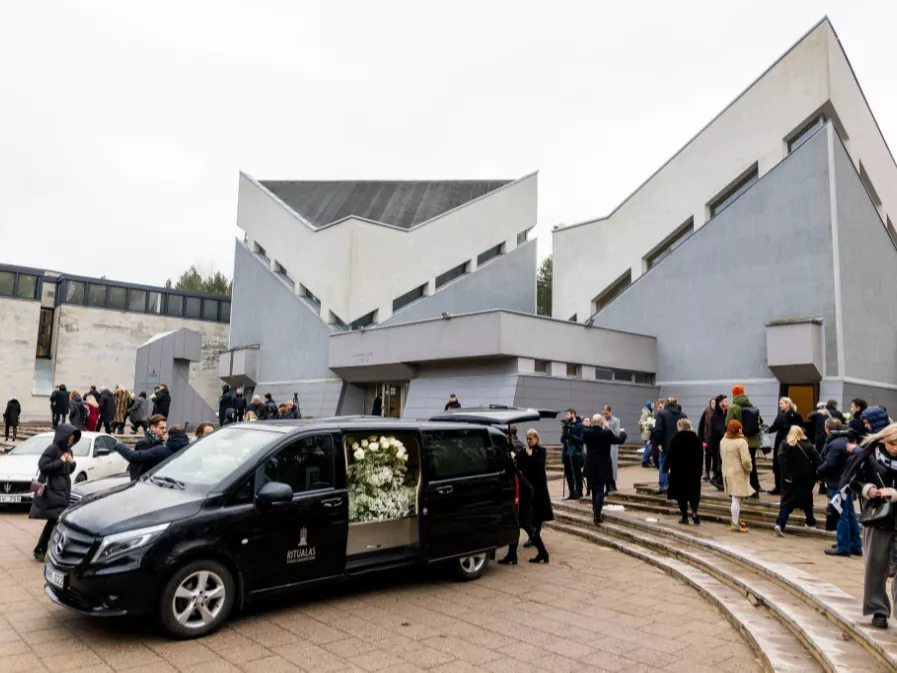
left=74, top=473, right=87, bottom=484
left=158, top=560, right=235, bottom=639
left=454, top=553, right=488, bottom=581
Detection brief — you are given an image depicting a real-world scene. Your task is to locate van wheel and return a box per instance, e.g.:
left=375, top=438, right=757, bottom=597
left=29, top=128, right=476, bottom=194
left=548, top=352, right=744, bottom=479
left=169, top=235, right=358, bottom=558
left=454, top=553, right=488, bottom=581
left=158, top=560, right=234, bottom=639
left=74, top=473, right=87, bottom=484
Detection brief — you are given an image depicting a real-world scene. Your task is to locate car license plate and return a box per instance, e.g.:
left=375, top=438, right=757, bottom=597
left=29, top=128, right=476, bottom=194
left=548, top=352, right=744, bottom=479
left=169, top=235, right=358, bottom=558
left=0, top=495, right=22, bottom=503
left=45, top=566, right=66, bottom=590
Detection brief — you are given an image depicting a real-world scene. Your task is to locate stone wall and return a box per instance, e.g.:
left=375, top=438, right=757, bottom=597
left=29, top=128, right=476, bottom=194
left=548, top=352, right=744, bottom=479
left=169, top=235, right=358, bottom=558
left=0, top=297, right=41, bottom=418
left=51, top=305, right=228, bottom=416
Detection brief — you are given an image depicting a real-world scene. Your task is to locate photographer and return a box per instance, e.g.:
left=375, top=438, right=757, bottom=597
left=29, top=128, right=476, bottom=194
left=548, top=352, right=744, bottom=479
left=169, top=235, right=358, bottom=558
left=561, top=409, right=585, bottom=500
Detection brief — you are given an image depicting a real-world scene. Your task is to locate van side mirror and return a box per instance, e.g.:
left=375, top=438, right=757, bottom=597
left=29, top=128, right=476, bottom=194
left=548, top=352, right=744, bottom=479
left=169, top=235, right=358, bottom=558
left=256, top=482, right=293, bottom=509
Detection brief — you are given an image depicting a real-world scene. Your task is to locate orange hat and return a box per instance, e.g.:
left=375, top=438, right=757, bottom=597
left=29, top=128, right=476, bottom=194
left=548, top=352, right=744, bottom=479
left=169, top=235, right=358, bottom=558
left=732, top=385, right=745, bottom=397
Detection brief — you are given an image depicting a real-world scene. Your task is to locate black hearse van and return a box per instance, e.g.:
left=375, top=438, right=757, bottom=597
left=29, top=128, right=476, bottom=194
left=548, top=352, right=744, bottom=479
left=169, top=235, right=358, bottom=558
left=44, top=408, right=554, bottom=638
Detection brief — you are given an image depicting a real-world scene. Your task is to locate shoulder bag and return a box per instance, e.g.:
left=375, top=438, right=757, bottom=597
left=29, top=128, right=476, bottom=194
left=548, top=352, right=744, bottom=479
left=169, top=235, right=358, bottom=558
left=858, top=473, right=894, bottom=527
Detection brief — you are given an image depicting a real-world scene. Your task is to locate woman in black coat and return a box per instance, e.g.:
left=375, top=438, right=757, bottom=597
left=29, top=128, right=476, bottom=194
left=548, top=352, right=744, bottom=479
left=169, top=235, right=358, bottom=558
left=3, top=397, right=21, bottom=441
left=498, top=453, right=537, bottom=565
left=662, top=419, right=705, bottom=524
left=768, top=397, right=804, bottom=495
left=775, top=426, right=821, bottom=535
left=709, top=396, right=728, bottom=490
left=583, top=415, right=627, bottom=525
left=29, top=424, right=79, bottom=562
left=515, top=429, right=553, bottom=563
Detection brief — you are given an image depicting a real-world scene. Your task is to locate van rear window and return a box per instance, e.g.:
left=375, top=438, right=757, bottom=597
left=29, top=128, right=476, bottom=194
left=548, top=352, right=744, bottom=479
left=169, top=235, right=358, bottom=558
left=425, top=429, right=495, bottom=480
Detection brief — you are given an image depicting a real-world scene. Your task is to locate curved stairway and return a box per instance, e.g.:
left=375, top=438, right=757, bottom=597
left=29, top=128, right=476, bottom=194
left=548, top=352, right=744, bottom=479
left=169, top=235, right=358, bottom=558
left=547, top=500, right=897, bottom=672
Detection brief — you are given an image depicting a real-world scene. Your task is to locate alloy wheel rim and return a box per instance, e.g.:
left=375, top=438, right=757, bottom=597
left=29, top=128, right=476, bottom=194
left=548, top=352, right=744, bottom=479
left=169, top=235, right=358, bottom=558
left=459, top=553, right=487, bottom=574
left=172, top=570, right=226, bottom=628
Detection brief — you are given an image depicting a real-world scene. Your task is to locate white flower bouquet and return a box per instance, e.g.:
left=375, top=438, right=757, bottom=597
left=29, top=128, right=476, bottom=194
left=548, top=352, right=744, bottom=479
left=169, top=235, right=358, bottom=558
left=347, top=435, right=417, bottom=523
left=642, top=416, right=656, bottom=432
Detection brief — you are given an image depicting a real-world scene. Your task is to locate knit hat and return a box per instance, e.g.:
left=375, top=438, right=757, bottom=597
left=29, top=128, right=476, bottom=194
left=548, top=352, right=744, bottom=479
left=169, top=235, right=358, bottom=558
left=645, top=401, right=653, bottom=410
left=732, top=385, right=745, bottom=397
left=862, top=406, right=890, bottom=434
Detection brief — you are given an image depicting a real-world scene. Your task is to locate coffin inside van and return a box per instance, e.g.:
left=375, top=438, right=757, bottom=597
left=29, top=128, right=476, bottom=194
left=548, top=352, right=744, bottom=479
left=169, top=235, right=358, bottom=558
left=344, top=430, right=421, bottom=556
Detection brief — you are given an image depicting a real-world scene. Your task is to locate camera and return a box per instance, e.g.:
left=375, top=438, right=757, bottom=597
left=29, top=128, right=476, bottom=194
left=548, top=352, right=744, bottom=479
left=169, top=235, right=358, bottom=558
left=830, top=428, right=859, bottom=442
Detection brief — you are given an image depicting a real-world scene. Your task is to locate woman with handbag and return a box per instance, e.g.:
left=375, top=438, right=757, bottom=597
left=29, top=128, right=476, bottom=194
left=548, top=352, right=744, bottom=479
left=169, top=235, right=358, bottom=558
left=29, top=424, right=79, bottom=562
left=774, top=426, right=821, bottom=535
left=841, top=422, right=897, bottom=629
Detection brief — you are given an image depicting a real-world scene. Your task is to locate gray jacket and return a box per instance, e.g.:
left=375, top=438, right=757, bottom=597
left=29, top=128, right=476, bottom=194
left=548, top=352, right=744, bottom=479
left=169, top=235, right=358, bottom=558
left=129, top=396, right=148, bottom=422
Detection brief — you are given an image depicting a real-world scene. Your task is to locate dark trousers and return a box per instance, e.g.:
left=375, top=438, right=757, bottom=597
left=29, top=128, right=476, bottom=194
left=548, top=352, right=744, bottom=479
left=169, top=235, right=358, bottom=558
left=35, top=519, right=57, bottom=554
left=678, top=499, right=699, bottom=518
left=99, top=420, right=113, bottom=434
left=772, top=450, right=782, bottom=492
left=776, top=502, right=817, bottom=530
left=563, top=452, right=583, bottom=499
left=112, top=422, right=126, bottom=434
left=506, top=523, right=547, bottom=558
left=52, top=412, right=66, bottom=428
left=4, top=422, right=16, bottom=441
left=591, top=487, right=606, bottom=522
left=132, top=420, right=148, bottom=433
left=749, top=448, right=762, bottom=491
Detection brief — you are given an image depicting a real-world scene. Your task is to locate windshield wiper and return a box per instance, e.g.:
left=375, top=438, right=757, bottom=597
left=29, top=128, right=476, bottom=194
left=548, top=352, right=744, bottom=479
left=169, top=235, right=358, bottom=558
left=149, top=475, right=186, bottom=490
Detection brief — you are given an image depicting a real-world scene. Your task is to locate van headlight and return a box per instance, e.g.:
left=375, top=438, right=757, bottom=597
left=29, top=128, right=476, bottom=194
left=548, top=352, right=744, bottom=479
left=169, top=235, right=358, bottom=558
left=92, top=523, right=170, bottom=564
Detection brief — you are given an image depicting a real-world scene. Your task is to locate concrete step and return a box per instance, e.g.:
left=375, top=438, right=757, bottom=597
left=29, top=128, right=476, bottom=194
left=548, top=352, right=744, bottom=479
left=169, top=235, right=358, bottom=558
left=548, top=518, right=825, bottom=672
left=549, top=501, right=897, bottom=671
left=631, top=484, right=829, bottom=518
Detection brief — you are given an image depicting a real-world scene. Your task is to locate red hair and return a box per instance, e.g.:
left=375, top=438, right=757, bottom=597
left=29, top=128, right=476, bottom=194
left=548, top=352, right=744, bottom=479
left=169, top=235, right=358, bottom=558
left=726, top=420, right=743, bottom=436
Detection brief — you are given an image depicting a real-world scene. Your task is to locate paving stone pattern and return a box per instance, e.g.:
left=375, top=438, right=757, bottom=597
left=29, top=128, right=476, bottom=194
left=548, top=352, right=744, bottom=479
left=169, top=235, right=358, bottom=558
left=0, top=508, right=761, bottom=672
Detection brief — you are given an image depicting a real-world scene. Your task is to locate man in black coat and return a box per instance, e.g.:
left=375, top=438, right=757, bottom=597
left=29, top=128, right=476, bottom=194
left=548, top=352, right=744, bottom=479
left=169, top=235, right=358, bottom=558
left=154, top=385, right=172, bottom=419
left=826, top=400, right=846, bottom=423
left=98, top=388, right=116, bottom=434
left=112, top=414, right=173, bottom=480
left=654, top=397, right=687, bottom=495
left=264, top=393, right=278, bottom=419
left=767, top=399, right=804, bottom=496
left=817, top=421, right=862, bottom=557
left=218, top=384, right=235, bottom=426
left=583, top=415, right=627, bottom=524
left=849, top=398, right=868, bottom=437
left=233, top=387, right=248, bottom=422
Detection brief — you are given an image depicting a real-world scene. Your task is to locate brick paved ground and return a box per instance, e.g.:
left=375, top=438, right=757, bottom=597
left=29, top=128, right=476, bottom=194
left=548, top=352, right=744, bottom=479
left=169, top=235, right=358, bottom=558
left=0, top=508, right=761, bottom=673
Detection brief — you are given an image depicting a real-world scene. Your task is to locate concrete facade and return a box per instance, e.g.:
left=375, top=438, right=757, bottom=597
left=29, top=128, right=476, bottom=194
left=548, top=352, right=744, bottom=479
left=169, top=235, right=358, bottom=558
left=383, top=239, right=536, bottom=326
left=238, top=172, right=537, bottom=325
left=553, top=19, right=897, bottom=325
left=0, top=297, right=42, bottom=418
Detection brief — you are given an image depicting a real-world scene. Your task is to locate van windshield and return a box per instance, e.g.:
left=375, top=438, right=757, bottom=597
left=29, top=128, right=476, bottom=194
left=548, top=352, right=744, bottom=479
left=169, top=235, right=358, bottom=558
left=151, top=427, right=277, bottom=490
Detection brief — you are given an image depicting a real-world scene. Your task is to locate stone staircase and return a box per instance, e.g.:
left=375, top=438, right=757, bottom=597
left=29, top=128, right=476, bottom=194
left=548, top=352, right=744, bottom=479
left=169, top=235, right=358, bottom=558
left=547, top=500, right=897, bottom=672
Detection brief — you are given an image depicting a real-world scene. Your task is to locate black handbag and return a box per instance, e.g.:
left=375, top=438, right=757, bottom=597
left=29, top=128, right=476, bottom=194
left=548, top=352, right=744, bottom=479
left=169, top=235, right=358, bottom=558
left=859, top=474, right=895, bottom=527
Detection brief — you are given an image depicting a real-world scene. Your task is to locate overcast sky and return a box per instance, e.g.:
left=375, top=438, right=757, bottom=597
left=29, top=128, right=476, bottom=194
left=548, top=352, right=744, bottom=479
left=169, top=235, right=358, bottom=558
left=2, top=1, right=895, bottom=286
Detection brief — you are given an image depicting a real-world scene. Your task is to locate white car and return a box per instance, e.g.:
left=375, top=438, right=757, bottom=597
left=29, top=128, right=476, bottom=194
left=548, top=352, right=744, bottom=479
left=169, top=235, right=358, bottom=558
left=0, top=432, right=128, bottom=505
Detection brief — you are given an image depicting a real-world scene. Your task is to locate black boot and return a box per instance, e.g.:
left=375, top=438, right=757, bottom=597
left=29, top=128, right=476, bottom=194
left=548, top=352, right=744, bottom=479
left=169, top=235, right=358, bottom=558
left=497, top=553, right=518, bottom=565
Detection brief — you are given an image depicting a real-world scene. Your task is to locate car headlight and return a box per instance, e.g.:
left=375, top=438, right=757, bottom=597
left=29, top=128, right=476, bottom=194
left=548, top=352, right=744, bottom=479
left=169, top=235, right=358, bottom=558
left=91, top=523, right=170, bottom=564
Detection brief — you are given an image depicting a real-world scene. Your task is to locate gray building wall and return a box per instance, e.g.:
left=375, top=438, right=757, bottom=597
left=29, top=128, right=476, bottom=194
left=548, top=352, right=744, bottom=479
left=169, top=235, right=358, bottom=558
left=842, top=382, right=897, bottom=418
left=658, top=381, right=781, bottom=429
left=383, top=240, right=537, bottom=326
left=591, top=130, right=837, bottom=421
left=833, top=132, right=897, bottom=387
left=402, top=360, right=520, bottom=421
left=514, top=375, right=659, bottom=445
left=230, top=239, right=342, bottom=417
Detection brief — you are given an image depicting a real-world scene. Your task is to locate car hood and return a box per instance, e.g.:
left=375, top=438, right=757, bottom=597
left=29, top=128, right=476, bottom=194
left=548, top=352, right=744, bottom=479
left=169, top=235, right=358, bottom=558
left=71, top=474, right=130, bottom=497
left=0, top=455, right=39, bottom=480
left=63, top=480, right=206, bottom=537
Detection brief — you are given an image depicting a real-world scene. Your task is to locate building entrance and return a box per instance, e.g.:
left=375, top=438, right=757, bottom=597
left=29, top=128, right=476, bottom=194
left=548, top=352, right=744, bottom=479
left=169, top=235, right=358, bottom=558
left=781, top=383, right=817, bottom=427
left=365, top=382, right=408, bottom=418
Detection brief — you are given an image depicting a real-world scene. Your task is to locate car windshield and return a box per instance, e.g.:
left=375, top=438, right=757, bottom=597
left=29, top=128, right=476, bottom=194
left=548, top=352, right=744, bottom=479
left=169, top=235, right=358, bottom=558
left=7, top=435, right=91, bottom=457
left=151, top=427, right=277, bottom=490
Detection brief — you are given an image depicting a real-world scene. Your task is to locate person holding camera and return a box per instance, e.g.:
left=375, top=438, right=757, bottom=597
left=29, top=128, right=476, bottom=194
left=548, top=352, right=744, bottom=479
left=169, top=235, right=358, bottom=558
left=818, top=420, right=862, bottom=557
left=840, top=421, right=897, bottom=629
left=560, top=409, right=585, bottom=500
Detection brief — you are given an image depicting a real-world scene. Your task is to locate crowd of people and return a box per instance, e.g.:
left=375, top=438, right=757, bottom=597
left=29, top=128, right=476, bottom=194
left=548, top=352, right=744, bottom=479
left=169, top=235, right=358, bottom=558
left=46, top=383, right=171, bottom=433
left=218, top=385, right=302, bottom=425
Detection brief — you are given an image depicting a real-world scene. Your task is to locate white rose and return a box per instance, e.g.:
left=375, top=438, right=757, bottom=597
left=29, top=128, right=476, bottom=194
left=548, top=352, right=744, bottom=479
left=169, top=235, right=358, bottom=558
left=354, top=449, right=365, bottom=461
left=369, top=442, right=379, bottom=452
left=401, top=454, right=408, bottom=462
left=352, top=442, right=360, bottom=450
left=361, top=439, right=369, bottom=448
left=380, top=436, right=389, bottom=446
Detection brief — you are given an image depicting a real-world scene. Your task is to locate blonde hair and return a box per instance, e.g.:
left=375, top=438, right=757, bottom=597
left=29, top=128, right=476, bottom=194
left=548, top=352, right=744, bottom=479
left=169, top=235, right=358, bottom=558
left=677, top=418, right=693, bottom=431
left=72, top=390, right=81, bottom=397
left=786, top=425, right=807, bottom=446
left=244, top=411, right=258, bottom=422
left=525, top=429, right=541, bottom=443
left=862, top=422, right=897, bottom=447
left=592, top=413, right=603, bottom=425
left=780, top=397, right=797, bottom=412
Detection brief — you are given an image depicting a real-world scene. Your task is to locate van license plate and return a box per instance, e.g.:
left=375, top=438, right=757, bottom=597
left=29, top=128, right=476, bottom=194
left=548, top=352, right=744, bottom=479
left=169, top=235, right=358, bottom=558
left=0, top=495, right=21, bottom=503
left=45, top=566, right=66, bottom=590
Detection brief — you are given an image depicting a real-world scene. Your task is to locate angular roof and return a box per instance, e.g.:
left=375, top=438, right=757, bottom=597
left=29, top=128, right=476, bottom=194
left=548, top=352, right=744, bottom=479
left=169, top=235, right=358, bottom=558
left=259, top=179, right=513, bottom=230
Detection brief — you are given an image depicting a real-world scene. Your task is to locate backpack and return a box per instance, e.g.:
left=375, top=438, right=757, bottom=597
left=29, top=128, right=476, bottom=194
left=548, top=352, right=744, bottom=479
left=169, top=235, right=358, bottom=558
left=741, top=406, right=762, bottom=437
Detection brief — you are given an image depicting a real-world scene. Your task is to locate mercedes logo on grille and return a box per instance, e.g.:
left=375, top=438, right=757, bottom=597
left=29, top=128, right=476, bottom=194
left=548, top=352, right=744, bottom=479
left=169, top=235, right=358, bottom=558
left=55, top=533, right=66, bottom=557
